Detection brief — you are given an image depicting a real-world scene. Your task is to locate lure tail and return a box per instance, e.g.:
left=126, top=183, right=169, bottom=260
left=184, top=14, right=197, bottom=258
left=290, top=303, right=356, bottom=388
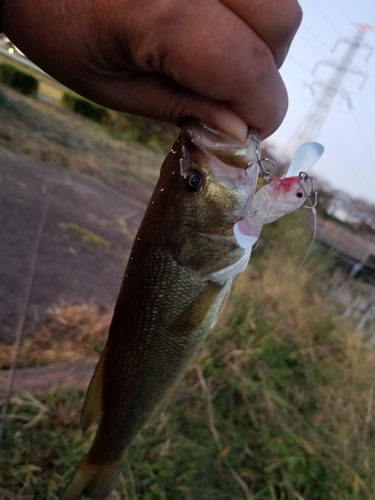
left=60, top=457, right=123, bottom=500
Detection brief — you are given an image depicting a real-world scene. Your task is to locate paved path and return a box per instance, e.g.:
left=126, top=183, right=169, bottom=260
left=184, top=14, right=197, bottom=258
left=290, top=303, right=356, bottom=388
left=0, top=150, right=152, bottom=343
left=0, top=360, right=97, bottom=396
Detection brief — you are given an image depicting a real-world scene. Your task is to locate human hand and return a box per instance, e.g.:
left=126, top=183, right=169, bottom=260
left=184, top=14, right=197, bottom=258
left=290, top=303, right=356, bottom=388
left=1, top=0, right=302, bottom=141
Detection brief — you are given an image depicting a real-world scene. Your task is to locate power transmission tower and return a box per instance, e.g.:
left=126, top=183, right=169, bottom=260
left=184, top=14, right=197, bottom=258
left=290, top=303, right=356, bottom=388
left=287, top=23, right=374, bottom=156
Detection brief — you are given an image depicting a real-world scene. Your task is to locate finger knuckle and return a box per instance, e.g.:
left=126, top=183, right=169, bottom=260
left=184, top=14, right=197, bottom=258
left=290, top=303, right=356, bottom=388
left=243, top=38, right=274, bottom=87
left=278, top=0, right=303, bottom=37
left=127, top=0, right=177, bottom=70
left=165, top=91, right=191, bottom=125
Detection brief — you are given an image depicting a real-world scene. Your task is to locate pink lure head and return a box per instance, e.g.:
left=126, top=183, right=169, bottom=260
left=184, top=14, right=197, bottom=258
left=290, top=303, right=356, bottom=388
left=266, top=174, right=307, bottom=214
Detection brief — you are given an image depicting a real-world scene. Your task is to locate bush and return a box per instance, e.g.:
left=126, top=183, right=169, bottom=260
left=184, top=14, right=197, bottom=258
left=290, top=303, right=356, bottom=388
left=61, top=92, right=176, bottom=151
left=0, top=63, right=38, bottom=95
left=105, top=112, right=178, bottom=152
left=61, top=92, right=109, bottom=123
left=0, top=88, right=7, bottom=106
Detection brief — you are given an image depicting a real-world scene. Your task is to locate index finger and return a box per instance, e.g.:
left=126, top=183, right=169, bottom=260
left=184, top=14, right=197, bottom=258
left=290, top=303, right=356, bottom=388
left=220, top=0, right=302, bottom=67
left=147, top=0, right=289, bottom=138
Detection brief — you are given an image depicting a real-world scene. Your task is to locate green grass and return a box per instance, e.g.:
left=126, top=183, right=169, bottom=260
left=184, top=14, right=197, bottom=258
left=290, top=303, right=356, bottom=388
left=38, top=81, right=64, bottom=102
left=0, top=53, right=65, bottom=101
left=60, top=222, right=110, bottom=249
left=0, top=83, right=164, bottom=191
left=2, top=213, right=375, bottom=499
left=0, top=56, right=178, bottom=156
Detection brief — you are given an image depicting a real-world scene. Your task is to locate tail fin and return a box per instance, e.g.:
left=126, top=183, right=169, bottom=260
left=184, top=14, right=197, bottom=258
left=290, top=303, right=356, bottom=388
left=60, top=457, right=122, bottom=500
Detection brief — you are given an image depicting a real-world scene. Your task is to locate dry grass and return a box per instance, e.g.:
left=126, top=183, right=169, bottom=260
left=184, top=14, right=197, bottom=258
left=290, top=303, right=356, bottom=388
left=0, top=84, right=164, bottom=190
left=60, top=222, right=111, bottom=249
left=38, top=81, right=64, bottom=102
left=2, top=214, right=375, bottom=499
left=202, top=216, right=375, bottom=498
left=0, top=304, right=110, bottom=370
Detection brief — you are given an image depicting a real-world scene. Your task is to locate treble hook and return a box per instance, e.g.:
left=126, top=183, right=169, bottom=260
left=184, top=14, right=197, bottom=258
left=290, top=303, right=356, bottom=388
left=299, top=171, right=318, bottom=211
left=245, top=146, right=277, bottom=179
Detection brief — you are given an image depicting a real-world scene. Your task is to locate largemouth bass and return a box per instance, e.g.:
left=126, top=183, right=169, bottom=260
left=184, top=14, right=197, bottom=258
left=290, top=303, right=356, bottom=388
left=60, top=120, right=260, bottom=500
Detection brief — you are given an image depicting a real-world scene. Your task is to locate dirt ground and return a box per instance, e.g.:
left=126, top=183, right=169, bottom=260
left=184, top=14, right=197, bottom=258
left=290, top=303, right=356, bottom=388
left=0, top=148, right=153, bottom=343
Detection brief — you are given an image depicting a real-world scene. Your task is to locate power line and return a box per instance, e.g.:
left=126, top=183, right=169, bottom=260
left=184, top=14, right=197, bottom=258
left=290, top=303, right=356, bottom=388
left=342, top=112, right=375, bottom=187
left=281, top=67, right=305, bottom=84
left=322, top=121, right=365, bottom=195
left=327, top=0, right=372, bottom=33
left=356, top=90, right=375, bottom=153
left=367, top=76, right=375, bottom=115
left=287, top=54, right=313, bottom=74
left=287, top=24, right=375, bottom=156
left=358, top=3, right=375, bottom=24
left=298, top=29, right=330, bottom=58
left=309, top=1, right=345, bottom=37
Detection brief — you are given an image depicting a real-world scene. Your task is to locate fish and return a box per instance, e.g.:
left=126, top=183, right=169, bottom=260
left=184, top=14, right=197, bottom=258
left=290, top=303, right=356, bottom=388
left=60, top=120, right=261, bottom=500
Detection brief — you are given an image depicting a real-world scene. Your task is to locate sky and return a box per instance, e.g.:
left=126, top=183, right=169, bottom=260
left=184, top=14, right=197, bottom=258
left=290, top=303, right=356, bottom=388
left=265, top=0, right=375, bottom=206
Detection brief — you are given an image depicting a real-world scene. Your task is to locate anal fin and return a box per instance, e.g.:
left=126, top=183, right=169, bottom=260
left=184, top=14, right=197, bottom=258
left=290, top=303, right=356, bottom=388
left=80, top=345, right=107, bottom=433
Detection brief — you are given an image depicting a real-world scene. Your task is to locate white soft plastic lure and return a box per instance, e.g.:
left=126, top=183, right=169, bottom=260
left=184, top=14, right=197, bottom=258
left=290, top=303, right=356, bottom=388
left=233, top=142, right=324, bottom=250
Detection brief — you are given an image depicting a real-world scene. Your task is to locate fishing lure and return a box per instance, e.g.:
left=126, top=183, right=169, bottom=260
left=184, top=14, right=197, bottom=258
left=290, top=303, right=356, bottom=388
left=233, top=142, right=324, bottom=251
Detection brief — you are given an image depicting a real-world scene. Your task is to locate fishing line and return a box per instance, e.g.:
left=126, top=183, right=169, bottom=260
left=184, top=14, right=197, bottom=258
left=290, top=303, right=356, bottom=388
left=207, top=177, right=319, bottom=346
left=274, top=191, right=318, bottom=299
left=207, top=207, right=318, bottom=347
left=0, top=183, right=51, bottom=446
left=269, top=173, right=318, bottom=298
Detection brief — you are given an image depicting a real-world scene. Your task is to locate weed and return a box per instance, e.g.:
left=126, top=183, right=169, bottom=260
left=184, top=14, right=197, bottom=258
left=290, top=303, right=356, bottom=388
left=2, top=214, right=375, bottom=499
left=60, top=222, right=110, bottom=249
left=62, top=93, right=109, bottom=123
left=0, top=88, right=7, bottom=107
left=0, top=84, right=163, bottom=191
left=0, top=304, right=110, bottom=370
left=0, top=63, right=38, bottom=95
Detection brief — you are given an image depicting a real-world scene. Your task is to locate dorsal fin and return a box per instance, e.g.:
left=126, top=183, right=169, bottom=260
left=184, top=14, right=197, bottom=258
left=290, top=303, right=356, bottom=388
left=80, top=345, right=107, bottom=433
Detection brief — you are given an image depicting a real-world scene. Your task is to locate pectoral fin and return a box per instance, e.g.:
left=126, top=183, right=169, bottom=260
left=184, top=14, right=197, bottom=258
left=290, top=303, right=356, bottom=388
left=80, top=346, right=107, bottom=433
left=203, top=249, right=251, bottom=282
left=233, top=217, right=262, bottom=250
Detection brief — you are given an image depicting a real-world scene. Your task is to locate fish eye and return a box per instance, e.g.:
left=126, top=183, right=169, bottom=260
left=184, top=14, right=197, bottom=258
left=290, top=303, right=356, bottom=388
left=296, top=192, right=303, bottom=198
left=185, top=170, right=202, bottom=194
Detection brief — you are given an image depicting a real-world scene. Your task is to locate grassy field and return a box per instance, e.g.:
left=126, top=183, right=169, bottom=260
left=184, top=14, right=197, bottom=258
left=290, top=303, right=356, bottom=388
left=0, top=82, right=167, bottom=193
left=1, top=72, right=374, bottom=499
left=2, top=213, right=375, bottom=500
left=0, top=53, right=66, bottom=101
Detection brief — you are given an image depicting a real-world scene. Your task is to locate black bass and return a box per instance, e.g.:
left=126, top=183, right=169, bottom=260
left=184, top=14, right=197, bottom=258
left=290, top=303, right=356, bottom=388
left=60, top=120, right=260, bottom=500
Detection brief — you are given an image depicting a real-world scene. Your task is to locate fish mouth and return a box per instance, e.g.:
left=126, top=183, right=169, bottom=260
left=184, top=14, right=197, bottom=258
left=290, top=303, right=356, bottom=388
left=178, top=119, right=261, bottom=217
left=181, top=118, right=260, bottom=169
